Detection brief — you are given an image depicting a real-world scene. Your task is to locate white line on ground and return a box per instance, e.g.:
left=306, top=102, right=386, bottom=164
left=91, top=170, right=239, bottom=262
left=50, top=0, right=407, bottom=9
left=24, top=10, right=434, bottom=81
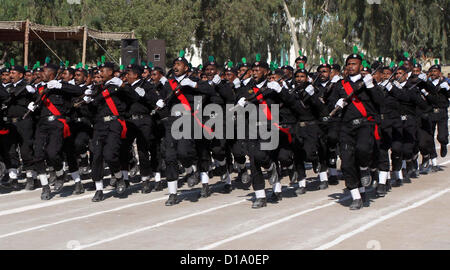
left=75, top=199, right=247, bottom=250
left=314, top=188, right=450, bottom=250
left=0, top=196, right=167, bottom=239
left=198, top=198, right=348, bottom=250
left=0, top=193, right=94, bottom=217
left=198, top=158, right=450, bottom=250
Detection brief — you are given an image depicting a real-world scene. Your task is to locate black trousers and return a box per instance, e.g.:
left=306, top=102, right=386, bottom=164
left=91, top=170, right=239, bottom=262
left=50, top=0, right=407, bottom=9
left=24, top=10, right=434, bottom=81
left=0, top=130, right=12, bottom=169
left=274, top=127, right=294, bottom=168
left=378, top=117, right=403, bottom=172
left=34, top=120, right=65, bottom=174
left=247, top=139, right=273, bottom=191
left=339, top=120, right=375, bottom=190
left=417, top=115, right=435, bottom=158
left=6, top=118, right=34, bottom=171
left=430, top=109, right=448, bottom=159
left=90, top=121, right=123, bottom=182
left=163, top=116, right=210, bottom=182
left=123, top=117, right=155, bottom=177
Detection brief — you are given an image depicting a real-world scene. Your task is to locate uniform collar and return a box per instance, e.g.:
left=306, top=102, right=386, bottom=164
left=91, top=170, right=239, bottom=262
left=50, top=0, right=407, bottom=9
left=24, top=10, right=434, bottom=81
left=349, top=74, right=361, bottom=83
left=432, top=79, right=440, bottom=86
left=131, top=79, right=141, bottom=87
left=175, top=74, right=186, bottom=83
left=321, top=81, right=328, bottom=88
left=243, top=77, right=251, bottom=86
left=13, top=79, right=23, bottom=87
left=256, top=80, right=266, bottom=89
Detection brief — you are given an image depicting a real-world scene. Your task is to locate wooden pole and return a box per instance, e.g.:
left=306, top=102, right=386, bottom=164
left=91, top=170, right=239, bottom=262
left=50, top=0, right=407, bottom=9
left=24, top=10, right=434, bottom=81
left=82, top=25, right=87, bottom=66
left=24, top=19, right=30, bottom=67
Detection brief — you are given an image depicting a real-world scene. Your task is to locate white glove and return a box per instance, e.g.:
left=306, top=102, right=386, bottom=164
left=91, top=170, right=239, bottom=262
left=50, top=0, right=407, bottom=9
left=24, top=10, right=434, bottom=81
left=156, top=99, right=165, bottom=109
left=84, top=89, right=92, bottom=96
left=282, top=81, right=289, bottom=89
left=440, top=81, right=450, bottom=91
left=421, top=89, right=429, bottom=96
left=27, top=102, right=36, bottom=112
left=180, top=78, right=197, bottom=88
left=267, top=81, right=282, bottom=93
left=385, top=82, right=393, bottom=92
left=331, top=75, right=341, bottom=84
left=418, top=73, right=427, bottom=81
left=363, top=74, right=374, bottom=88
left=212, top=74, right=221, bottom=85
left=83, top=96, right=92, bottom=103
left=109, top=77, right=123, bottom=87
left=305, top=85, right=315, bottom=96
left=159, top=76, right=168, bottom=86
left=47, top=80, right=62, bottom=89
left=393, top=81, right=403, bottom=89
left=232, top=78, right=241, bottom=88
left=134, top=87, right=145, bottom=97
left=380, top=80, right=389, bottom=87
left=237, top=97, right=247, bottom=108
left=335, top=98, right=347, bottom=109
left=25, top=85, right=35, bottom=94
left=308, top=77, right=313, bottom=83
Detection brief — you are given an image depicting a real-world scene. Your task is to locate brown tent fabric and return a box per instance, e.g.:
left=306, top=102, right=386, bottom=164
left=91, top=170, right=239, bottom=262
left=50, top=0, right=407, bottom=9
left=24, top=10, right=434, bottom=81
left=0, top=21, right=133, bottom=42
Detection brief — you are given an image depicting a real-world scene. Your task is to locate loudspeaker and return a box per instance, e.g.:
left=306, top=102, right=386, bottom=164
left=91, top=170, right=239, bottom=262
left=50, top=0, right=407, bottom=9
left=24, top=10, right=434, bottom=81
left=121, top=39, right=139, bottom=66
left=147, top=40, right=166, bottom=70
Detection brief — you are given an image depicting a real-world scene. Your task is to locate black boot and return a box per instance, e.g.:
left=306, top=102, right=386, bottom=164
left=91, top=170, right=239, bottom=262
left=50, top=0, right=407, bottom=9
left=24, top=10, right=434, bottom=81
left=319, top=181, right=329, bottom=190
left=165, top=194, right=179, bottom=206
left=116, top=177, right=127, bottom=195
left=376, top=183, right=387, bottom=197
left=223, top=183, right=232, bottom=194
left=252, top=197, right=267, bottom=209
left=74, top=182, right=85, bottom=195
left=312, top=160, right=321, bottom=174
left=25, top=177, right=35, bottom=191
left=360, top=169, right=371, bottom=187
left=141, top=180, right=152, bottom=194
left=268, top=192, right=282, bottom=203
left=187, top=171, right=200, bottom=187
left=109, top=175, right=117, bottom=187
left=41, top=185, right=51, bottom=200
left=349, top=199, right=363, bottom=210
left=328, top=175, right=338, bottom=185
left=296, top=186, right=306, bottom=195
left=91, top=190, right=104, bottom=202
left=154, top=181, right=164, bottom=191
left=200, top=183, right=211, bottom=198
left=239, top=170, right=251, bottom=185
left=53, top=175, right=65, bottom=193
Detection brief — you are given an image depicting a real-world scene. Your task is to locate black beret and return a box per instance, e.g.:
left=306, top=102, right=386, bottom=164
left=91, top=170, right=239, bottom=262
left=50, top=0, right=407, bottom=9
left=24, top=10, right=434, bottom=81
left=331, top=64, right=341, bottom=71
left=429, top=64, right=441, bottom=72
left=173, top=56, right=189, bottom=66
left=76, top=67, right=88, bottom=76
left=295, top=56, right=308, bottom=63
left=345, top=54, right=363, bottom=64
left=45, top=63, right=59, bottom=72
left=281, top=65, right=294, bottom=72
left=317, top=63, right=331, bottom=72
left=1, top=67, right=10, bottom=73
left=252, top=61, right=269, bottom=70
left=10, top=65, right=25, bottom=74
left=397, top=65, right=408, bottom=72
left=224, top=66, right=238, bottom=75
left=362, top=66, right=372, bottom=73
left=413, top=63, right=422, bottom=69
left=127, top=64, right=143, bottom=75
left=100, top=62, right=115, bottom=69
left=294, top=68, right=308, bottom=76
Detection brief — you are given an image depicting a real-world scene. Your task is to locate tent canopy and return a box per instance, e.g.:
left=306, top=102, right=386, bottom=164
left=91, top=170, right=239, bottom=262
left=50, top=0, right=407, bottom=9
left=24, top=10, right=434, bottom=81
left=0, top=21, right=134, bottom=42
left=0, top=20, right=135, bottom=66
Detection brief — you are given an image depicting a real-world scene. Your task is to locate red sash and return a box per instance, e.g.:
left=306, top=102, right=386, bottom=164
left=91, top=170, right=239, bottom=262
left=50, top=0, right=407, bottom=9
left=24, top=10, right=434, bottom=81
left=168, top=79, right=213, bottom=135
left=101, top=89, right=127, bottom=139
left=253, top=87, right=293, bottom=143
left=40, top=90, right=71, bottom=138
left=0, top=129, right=9, bottom=135
left=341, top=81, right=380, bottom=140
